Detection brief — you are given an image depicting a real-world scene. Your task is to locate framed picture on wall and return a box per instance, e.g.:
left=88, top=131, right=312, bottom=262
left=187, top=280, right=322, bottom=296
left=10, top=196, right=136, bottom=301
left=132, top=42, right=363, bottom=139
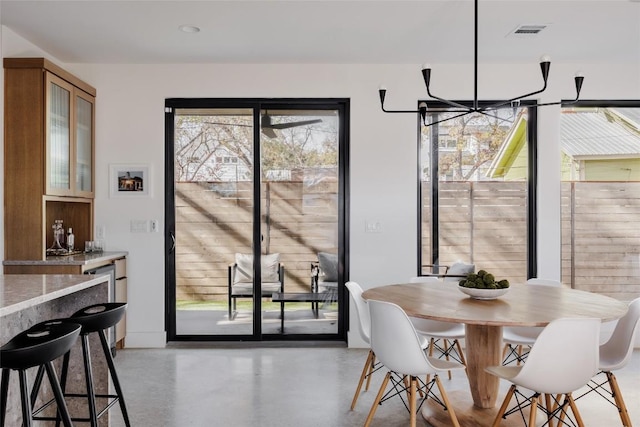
left=109, top=164, right=151, bottom=198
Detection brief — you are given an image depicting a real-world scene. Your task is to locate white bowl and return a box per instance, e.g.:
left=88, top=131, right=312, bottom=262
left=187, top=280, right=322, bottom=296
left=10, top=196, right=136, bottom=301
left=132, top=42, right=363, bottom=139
left=457, top=286, right=509, bottom=300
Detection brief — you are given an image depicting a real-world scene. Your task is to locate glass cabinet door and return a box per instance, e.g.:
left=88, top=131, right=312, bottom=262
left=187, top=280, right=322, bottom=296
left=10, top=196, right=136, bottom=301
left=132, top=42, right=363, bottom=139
left=75, top=92, right=94, bottom=196
left=46, top=73, right=72, bottom=195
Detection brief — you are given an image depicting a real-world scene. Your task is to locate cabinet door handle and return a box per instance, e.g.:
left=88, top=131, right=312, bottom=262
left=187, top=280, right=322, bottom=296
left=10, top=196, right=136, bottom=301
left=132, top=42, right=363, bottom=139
left=170, top=232, right=176, bottom=253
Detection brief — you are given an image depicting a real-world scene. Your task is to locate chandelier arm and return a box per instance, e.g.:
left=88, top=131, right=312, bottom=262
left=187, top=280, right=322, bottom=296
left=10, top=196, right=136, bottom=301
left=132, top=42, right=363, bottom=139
left=532, top=75, right=584, bottom=107
left=425, top=89, right=471, bottom=111
left=483, top=83, right=548, bottom=111
left=477, top=110, right=516, bottom=123
left=379, top=89, right=425, bottom=114
left=423, top=110, right=473, bottom=127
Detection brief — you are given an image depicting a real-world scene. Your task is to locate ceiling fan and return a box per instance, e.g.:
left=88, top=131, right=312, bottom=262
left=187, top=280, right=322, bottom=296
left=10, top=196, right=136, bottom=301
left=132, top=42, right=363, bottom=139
left=261, top=112, right=323, bottom=138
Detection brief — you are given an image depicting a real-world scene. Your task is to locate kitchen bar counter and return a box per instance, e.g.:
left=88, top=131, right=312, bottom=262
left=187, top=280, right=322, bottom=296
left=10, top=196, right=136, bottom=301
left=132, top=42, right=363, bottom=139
left=3, top=251, right=128, bottom=277
left=0, top=273, right=111, bottom=316
left=3, top=250, right=128, bottom=266
left=1, top=273, right=111, bottom=425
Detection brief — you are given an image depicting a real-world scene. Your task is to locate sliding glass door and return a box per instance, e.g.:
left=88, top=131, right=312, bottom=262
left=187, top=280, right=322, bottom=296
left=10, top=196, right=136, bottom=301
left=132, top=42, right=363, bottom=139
left=165, top=99, right=348, bottom=341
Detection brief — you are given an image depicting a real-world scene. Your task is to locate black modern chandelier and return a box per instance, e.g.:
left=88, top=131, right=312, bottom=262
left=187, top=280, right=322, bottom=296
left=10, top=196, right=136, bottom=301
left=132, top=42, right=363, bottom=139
left=378, top=0, right=584, bottom=127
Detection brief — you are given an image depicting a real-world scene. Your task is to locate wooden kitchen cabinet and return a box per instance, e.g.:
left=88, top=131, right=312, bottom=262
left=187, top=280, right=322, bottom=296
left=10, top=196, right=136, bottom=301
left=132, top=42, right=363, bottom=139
left=115, top=257, right=128, bottom=347
left=4, top=58, right=96, bottom=260
left=45, top=72, right=95, bottom=198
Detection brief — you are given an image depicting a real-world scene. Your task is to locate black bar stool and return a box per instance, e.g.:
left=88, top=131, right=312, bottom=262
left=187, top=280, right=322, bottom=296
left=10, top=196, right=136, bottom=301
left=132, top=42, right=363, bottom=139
left=32, top=302, right=130, bottom=426
left=0, top=320, right=81, bottom=427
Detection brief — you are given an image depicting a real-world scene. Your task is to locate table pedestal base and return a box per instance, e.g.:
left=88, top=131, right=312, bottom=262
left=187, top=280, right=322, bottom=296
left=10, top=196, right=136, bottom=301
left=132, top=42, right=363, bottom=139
left=421, top=390, right=529, bottom=427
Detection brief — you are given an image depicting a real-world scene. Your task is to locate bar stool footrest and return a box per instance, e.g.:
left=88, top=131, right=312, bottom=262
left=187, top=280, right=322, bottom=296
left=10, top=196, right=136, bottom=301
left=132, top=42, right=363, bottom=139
left=32, top=393, right=122, bottom=422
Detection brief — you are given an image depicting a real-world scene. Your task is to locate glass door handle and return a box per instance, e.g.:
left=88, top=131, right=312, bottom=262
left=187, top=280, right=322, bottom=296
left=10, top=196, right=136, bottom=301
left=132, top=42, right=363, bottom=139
left=169, top=232, right=176, bottom=253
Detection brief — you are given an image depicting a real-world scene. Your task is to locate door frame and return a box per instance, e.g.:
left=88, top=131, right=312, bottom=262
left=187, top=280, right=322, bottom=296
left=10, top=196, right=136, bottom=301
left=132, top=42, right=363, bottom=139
left=164, top=98, right=350, bottom=342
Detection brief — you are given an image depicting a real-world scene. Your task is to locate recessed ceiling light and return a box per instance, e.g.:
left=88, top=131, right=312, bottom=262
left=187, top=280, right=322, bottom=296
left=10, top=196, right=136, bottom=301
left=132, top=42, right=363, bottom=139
left=179, top=25, right=200, bottom=34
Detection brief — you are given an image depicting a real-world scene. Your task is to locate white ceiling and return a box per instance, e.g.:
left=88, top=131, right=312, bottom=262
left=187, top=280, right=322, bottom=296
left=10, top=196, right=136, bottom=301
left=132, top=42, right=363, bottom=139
left=1, top=0, right=639, bottom=65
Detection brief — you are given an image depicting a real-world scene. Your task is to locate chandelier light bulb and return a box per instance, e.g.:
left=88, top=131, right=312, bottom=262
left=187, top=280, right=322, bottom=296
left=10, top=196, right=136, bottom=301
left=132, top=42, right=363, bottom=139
left=421, top=63, right=432, bottom=71
left=378, top=85, right=387, bottom=91
left=574, top=71, right=584, bottom=78
left=539, top=54, right=551, bottom=63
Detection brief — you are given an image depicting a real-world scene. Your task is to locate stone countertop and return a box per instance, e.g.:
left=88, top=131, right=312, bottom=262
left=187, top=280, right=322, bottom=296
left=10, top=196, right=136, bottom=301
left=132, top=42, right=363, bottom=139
left=0, top=274, right=110, bottom=317
left=2, top=251, right=128, bottom=266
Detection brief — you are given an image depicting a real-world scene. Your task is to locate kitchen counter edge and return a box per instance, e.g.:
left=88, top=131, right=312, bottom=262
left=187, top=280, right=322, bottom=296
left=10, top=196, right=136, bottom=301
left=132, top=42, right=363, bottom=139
left=3, top=251, right=128, bottom=266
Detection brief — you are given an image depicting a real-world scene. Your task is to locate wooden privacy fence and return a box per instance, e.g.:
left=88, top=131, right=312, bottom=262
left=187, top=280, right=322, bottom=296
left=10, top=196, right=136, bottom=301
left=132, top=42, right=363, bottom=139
left=176, top=180, right=639, bottom=302
left=421, top=181, right=528, bottom=284
left=561, top=182, right=640, bottom=301
left=422, top=181, right=639, bottom=301
left=176, top=180, right=338, bottom=301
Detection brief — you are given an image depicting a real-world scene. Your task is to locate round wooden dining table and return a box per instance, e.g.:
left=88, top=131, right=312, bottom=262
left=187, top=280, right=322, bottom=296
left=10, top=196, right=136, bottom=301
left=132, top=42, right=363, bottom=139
left=361, top=281, right=628, bottom=426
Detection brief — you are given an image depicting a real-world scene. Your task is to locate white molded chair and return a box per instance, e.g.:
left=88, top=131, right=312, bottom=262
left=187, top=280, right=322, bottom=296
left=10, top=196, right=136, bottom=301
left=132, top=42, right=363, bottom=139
left=346, top=281, right=430, bottom=410
left=345, top=281, right=377, bottom=410
left=365, top=299, right=464, bottom=427
left=408, top=276, right=467, bottom=379
left=576, top=297, right=640, bottom=426
left=487, top=317, right=600, bottom=427
left=502, top=278, right=562, bottom=365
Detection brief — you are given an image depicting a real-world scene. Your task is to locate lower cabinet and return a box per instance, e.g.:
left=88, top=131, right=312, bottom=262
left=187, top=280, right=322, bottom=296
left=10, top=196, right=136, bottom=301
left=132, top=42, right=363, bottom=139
left=114, top=258, right=127, bottom=347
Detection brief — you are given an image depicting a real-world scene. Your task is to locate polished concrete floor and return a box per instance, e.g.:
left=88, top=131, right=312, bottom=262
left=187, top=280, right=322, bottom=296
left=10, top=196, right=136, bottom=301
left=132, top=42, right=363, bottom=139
left=109, top=345, right=640, bottom=427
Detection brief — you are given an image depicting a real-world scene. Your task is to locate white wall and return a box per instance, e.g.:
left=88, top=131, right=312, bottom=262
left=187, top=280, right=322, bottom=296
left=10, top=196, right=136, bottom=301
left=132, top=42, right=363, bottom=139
left=3, top=27, right=639, bottom=347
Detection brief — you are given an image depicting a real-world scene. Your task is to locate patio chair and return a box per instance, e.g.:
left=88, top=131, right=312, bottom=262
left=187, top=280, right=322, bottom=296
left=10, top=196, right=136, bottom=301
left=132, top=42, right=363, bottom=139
left=311, top=252, right=338, bottom=307
left=228, top=253, right=284, bottom=320
left=423, top=261, right=475, bottom=282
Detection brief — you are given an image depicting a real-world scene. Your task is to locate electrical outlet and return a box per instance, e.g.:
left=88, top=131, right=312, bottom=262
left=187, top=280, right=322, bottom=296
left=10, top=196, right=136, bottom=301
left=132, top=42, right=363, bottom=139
left=150, top=219, right=159, bottom=233
left=96, top=225, right=106, bottom=240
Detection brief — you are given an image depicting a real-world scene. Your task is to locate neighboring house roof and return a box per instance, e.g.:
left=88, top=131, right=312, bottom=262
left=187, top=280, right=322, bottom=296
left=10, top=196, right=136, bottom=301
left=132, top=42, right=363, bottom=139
left=609, top=108, right=640, bottom=132
left=486, top=111, right=527, bottom=178
left=488, top=107, right=640, bottom=178
left=561, top=109, right=640, bottom=159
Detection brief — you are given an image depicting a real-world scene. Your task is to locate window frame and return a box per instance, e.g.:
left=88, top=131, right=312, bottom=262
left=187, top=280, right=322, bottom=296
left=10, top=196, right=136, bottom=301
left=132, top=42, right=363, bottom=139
left=417, top=100, right=539, bottom=279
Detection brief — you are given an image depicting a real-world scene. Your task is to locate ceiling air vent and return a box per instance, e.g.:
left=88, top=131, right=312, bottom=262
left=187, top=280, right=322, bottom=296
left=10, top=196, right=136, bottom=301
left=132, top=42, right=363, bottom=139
left=508, top=24, right=548, bottom=37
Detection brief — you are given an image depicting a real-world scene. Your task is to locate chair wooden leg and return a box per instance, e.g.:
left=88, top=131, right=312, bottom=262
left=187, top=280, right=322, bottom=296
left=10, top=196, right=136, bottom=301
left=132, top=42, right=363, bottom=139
left=568, top=393, right=586, bottom=427
left=434, top=375, right=460, bottom=427
left=427, top=338, right=434, bottom=384
left=544, top=394, right=555, bottom=427
left=350, top=350, right=374, bottom=410
left=528, top=394, right=538, bottom=426
left=409, top=376, right=417, bottom=427
left=517, top=345, right=524, bottom=366
left=364, top=372, right=391, bottom=427
left=455, top=339, right=467, bottom=366
left=403, top=376, right=412, bottom=402
left=606, top=371, right=633, bottom=427
left=492, top=384, right=516, bottom=427
left=443, top=339, right=453, bottom=380
left=365, top=353, right=376, bottom=392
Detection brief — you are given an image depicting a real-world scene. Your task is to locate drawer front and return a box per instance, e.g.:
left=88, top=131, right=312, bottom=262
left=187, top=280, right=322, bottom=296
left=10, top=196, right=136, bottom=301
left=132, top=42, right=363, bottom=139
left=115, top=277, right=127, bottom=303
left=115, top=277, right=127, bottom=342
left=115, top=258, right=127, bottom=279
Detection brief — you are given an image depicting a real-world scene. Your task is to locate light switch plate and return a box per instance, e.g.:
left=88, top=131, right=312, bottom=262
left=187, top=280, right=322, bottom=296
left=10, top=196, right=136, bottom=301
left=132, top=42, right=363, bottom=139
left=365, top=220, right=382, bottom=233
left=130, top=219, right=149, bottom=233
left=96, top=225, right=106, bottom=239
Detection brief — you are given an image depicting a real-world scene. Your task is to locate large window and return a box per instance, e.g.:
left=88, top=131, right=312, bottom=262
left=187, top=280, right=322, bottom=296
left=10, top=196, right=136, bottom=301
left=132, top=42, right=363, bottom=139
left=560, top=103, right=640, bottom=301
left=420, top=105, right=533, bottom=284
